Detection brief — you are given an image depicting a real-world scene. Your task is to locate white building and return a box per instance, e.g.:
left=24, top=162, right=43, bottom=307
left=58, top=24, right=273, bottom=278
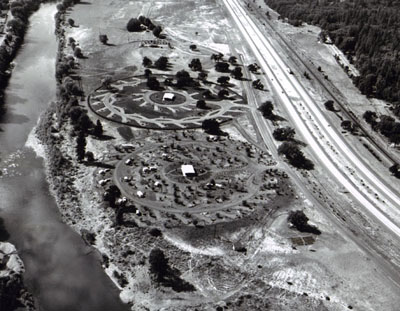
left=181, top=164, right=196, bottom=177
left=163, top=92, right=175, bottom=101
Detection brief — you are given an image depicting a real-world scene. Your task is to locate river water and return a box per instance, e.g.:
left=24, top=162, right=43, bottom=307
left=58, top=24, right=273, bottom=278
left=0, top=4, right=129, bottom=311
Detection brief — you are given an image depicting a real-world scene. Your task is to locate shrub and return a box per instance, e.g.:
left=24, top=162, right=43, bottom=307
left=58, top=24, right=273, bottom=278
left=288, top=210, right=321, bottom=235
left=126, top=18, right=142, bottom=32
left=99, top=34, right=108, bottom=44
left=278, top=141, right=314, bottom=170
left=273, top=127, right=296, bottom=141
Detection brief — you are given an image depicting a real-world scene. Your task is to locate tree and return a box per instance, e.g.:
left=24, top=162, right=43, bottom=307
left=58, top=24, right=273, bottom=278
left=68, top=18, right=75, bottom=27
left=324, top=100, right=335, bottom=111
left=69, top=107, right=83, bottom=123
left=189, top=44, right=197, bottom=50
left=231, top=67, right=243, bottom=79
left=341, top=120, right=354, bottom=132
left=74, top=46, right=83, bottom=58
left=144, top=68, right=152, bottom=77
left=126, top=18, right=142, bottom=32
left=228, top=56, right=237, bottom=64
left=215, top=62, right=230, bottom=72
left=248, top=63, right=259, bottom=73
left=153, top=25, right=162, bottom=37
left=202, top=119, right=221, bottom=135
left=77, top=113, right=94, bottom=133
left=142, top=56, right=152, bottom=67
left=278, top=142, right=314, bottom=170
left=76, top=131, right=86, bottom=161
left=149, top=248, right=169, bottom=282
left=143, top=17, right=152, bottom=27
left=93, top=120, right=103, bottom=137
left=258, top=100, right=274, bottom=118
left=288, top=210, right=321, bottom=235
left=217, top=76, right=230, bottom=85
left=273, top=127, right=296, bottom=141
left=196, top=100, right=208, bottom=109
left=202, top=90, right=213, bottom=99
left=99, top=34, right=108, bottom=45
left=147, top=76, right=160, bottom=90
left=217, top=89, right=229, bottom=99
left=176, top=70, right=192, bottom=87
left=56, top=62, right=70, bottom=81
left=154, top=56, right=168, bottom=70
left=198, top=72, right=208, bottom=81
left=104, top=185, right=121, bottom=208
left=138, top=15, right=146, bottom=24
left=389, top=164, right=400, bottom=178
left=7, top=18, right=25, bottom=36
left=252, top=79, right=264, bottom=90
left=85, top=151, right=95, bottom=162
left=188, top=58, right=202, bottom=71
left=363, top=110, right=378, bottom=125
left=211, top=53, right=224, bottom=62
left=63, top=77, right=81, bottom=95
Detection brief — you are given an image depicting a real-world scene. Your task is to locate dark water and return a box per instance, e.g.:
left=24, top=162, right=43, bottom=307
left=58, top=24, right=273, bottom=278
left=0, top=4, right=129, bottom=311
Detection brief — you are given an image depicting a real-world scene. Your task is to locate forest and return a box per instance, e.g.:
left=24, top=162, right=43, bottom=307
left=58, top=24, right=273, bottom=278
left=264, top=0, right=400, bottom=108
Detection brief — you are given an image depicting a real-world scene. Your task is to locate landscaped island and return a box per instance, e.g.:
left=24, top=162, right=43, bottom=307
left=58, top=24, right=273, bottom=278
left=29, top=0, right=400, bottom=310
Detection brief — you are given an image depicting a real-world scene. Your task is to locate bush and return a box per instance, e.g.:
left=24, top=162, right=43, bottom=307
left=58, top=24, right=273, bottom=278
left=153, top=25, right=162, bottom=37
left=196, top=100, right=207, bottom=109
left=99, top=34, right=108, bottom=44
left=258, top=100, right=274, bottom=118
left=154, top=56, right=168, bottom=70
left=126, top=18, right=142, bottom=32
left=288, top=210, right=321, bottom=235
left=217, top=89, right=229, bottom=99
left=324, top=100, right=335, bottom=111
left=273, top=127, right=296, bottom=141
left=147, top=76, right=160, bottom=90
left=215, top=62, right=230, bottom=72
left=217, top=76, right=230, bottom=85
left=142, top=56, right=152, bottom=67
left=74, top=47, right=83, bottom=58
left=202, top=119, right=220, bottom=134
left=176, top=70, right=192, bottom=87
left=188, top=58, right=202, bottom=71
left=278, top=142, right=314, bottom=170
left=231, top=67, right=243, bottom=79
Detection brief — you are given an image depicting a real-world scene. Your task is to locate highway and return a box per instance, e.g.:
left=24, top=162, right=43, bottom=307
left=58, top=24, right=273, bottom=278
left=223, top=0, right=400, bottom=238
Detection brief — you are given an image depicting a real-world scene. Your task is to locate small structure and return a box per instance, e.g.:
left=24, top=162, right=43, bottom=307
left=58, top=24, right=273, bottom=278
left=233, top=241, right=247, bottom=253
left=181, top=164, right=196, bottom=177
left=163, top=92, right=175, bottom=101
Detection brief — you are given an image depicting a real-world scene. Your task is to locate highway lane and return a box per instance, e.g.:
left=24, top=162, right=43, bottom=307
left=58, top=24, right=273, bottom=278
left=223, top=0, right=400, bottom=238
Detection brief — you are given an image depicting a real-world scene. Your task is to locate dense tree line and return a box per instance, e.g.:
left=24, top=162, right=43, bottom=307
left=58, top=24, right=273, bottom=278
left=265, top=0, right=400, bottom=105
left=363, top=110, right=400, bottom=144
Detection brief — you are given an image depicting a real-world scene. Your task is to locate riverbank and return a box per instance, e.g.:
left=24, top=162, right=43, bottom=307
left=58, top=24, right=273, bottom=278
left=0, top=2, right=131, bottom=310
left=0, top=241, right=35, bottom=311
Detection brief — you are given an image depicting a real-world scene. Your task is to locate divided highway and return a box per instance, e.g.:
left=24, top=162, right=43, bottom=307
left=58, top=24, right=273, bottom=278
left=223, top=0, right=400, bottom=238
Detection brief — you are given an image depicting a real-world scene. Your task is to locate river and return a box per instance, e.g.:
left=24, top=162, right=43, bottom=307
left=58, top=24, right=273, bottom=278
left=0, top=4, right=129, bottom=311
